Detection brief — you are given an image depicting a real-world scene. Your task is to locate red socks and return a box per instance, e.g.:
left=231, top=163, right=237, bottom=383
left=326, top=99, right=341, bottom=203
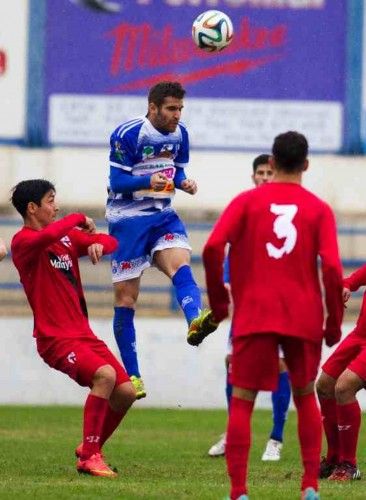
left=226, top=397, right=254, bottom=499
left=100, top=406, right=127, bottom=447
left=82, top=394, right=109, bottom=459
left=293, top=393, right=321, bottom=491
left=319, top=397, right=339, bottom=463
left=337, top=400, right=361, bottom=466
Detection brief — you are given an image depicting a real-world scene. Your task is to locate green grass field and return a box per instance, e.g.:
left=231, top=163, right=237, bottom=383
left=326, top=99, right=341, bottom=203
left=0, top=406, right=365, bottom=499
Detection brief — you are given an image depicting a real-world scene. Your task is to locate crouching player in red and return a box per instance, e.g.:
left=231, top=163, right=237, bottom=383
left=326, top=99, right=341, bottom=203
left=316, top=265, right=366, bottom=481
left=203, top=132, right=344, bottom=500
left=11, top=179, right=136, bottom=477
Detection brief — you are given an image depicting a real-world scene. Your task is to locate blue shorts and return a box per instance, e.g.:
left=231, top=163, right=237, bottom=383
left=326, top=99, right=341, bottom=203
left=109, top=209, right=191, bottom=282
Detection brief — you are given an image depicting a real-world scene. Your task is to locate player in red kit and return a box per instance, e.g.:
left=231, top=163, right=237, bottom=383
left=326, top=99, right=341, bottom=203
left=316, top=264, right=366, bottom=481
left=203, top=132, right=344, bottom=500
left=11, top=179, right=136, bottom=478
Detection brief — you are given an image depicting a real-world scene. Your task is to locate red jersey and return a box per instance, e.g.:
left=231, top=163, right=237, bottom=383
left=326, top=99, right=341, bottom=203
left=203, top=182, right=344, bottom=345
left=11, top=214, right=117, bottom=339
left=344, top=266, right=366, bottom=336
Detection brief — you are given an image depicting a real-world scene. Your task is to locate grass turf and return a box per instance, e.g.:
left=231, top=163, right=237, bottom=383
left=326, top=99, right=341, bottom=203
left=0, top=406, right=365, bottom=499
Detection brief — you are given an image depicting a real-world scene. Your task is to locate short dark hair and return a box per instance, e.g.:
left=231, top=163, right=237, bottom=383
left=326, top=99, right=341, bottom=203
left=11, top=179, right=55, bottom=218
left=272, top=131, right=308, bottom=172
left=148, top=81, right=186, bottom=108
left=252, top=154, right=270, bottom=173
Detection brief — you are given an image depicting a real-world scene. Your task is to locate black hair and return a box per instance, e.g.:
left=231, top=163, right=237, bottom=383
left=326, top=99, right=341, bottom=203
left=148, top=81, right=186, bottom=108
left=272, top=131, right=308, bottom=172
left=11, top=179, right=55, bottom=218
left=252, top=154, right=270, bottom=173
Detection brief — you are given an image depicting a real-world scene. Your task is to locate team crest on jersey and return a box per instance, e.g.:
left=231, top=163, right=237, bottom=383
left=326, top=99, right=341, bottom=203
left=142, top=145, right=155, bottom=160
left=61, top=236, right=72, bottom=248
left=158, top=144, right=174, bottom=159
left=114, top=140, right=126, bottom=162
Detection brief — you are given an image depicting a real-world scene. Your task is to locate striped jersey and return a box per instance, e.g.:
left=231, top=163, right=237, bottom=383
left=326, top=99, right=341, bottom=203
left=106, top=116, right=189, bottom=222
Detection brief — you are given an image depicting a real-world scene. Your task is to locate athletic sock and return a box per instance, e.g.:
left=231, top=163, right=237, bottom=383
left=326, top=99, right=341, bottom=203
left=113, top=306, right=140, bottom=377
left=100, top=405, right=127, bottom=447
left=172, top=265, right=202, bottom=325
left=318, top=397, right=340, bottom=463
left=270, top=371, right=291, bottom=442
left=226, top=379, right=233, bottom=410
left=82, top=394, right=109, bottom=459
left=337, top=400, right=361, bottom=466
left=293, top=393, right=321, bottom=491
left=226, top=397, right=254, bottom=499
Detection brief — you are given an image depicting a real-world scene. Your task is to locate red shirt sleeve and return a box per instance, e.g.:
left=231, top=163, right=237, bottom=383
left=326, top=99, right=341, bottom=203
left=12, top=213, right=86, bottom=266
left=203, top=194, right=246, bottom=322
left=318, top=205, right=344, bottom=346
left=343, top=265, right=366, bottom=291
left=68, top=229, right=118, bottom=257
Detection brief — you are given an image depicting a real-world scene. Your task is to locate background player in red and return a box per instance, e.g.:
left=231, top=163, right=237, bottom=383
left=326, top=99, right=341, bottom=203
left=208, top=155, right=292, bottom=462
left=11, top=179, right=136, bottom=478
left=316, top=265, right=366, bottom=481
left=203, top=131, right=344, bottom=500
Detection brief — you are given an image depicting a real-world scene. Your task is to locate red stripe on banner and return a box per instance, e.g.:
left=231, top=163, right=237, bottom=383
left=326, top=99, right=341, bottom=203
left=108, top=54, right=282, bottom=93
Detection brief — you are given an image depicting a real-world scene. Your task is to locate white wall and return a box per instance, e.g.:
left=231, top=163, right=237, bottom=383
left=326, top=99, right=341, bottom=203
left=0, top=317, right=360, bottom=409
left=1, top=146, right=366, bottom=214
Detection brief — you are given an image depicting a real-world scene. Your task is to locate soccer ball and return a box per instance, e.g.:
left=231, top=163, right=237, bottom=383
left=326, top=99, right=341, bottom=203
left=192, top=10, right=234, bottom=52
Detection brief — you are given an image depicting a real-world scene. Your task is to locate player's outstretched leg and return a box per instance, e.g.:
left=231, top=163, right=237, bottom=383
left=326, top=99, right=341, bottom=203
left=113, top=306, right=146, bottom=399
left=171, top=264, right=219, bottom=346
left=262, top=371, right=291, bottom=461
left=187, top=308, right=219, bottom=346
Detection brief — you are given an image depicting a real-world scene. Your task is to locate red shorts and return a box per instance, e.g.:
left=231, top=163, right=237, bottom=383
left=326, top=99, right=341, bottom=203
left=37, top=335, right=129, bottom=388
left=322, top=330, right=366, bottom=381
left=230, top=333, right=322, bottom=391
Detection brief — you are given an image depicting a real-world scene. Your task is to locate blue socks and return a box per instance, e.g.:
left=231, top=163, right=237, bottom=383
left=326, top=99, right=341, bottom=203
left=226, top=374, right=232, bottom=409
left=270, top=371, right=291, bottom=442
left=172, top=265, right=202, bottom=325
left=113, top=306, right=140, bottom=378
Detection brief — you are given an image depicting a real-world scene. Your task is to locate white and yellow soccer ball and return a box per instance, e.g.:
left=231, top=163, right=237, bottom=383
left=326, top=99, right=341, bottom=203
left=192, top=10, right=234, bottom=52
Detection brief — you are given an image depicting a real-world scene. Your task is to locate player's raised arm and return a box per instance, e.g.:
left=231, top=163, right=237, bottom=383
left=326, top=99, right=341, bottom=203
left=318, top=204, right=344, bottom=347
left=69, top=228, right=118, bottom=261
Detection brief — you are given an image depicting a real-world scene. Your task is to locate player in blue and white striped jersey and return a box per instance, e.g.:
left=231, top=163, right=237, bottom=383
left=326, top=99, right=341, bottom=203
left=106, top=81, right=218, bottom=399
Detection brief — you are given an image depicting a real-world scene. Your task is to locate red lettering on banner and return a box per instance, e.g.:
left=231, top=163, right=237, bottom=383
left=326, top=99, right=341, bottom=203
left=105, top=17, right=287, bottom=77
left=0, top=50, right=6, bottom=75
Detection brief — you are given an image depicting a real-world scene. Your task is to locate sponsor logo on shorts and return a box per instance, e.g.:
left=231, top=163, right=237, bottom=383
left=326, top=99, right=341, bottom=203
left=67, top=351, right=76, bottom=364
left=164, top=233, right=175, bottom=241
left=112, top=257, right=147, bottom=276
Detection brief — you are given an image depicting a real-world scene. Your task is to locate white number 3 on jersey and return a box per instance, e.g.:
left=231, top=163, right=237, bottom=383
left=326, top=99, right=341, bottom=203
left=266, top=204, right=298, bottom=259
